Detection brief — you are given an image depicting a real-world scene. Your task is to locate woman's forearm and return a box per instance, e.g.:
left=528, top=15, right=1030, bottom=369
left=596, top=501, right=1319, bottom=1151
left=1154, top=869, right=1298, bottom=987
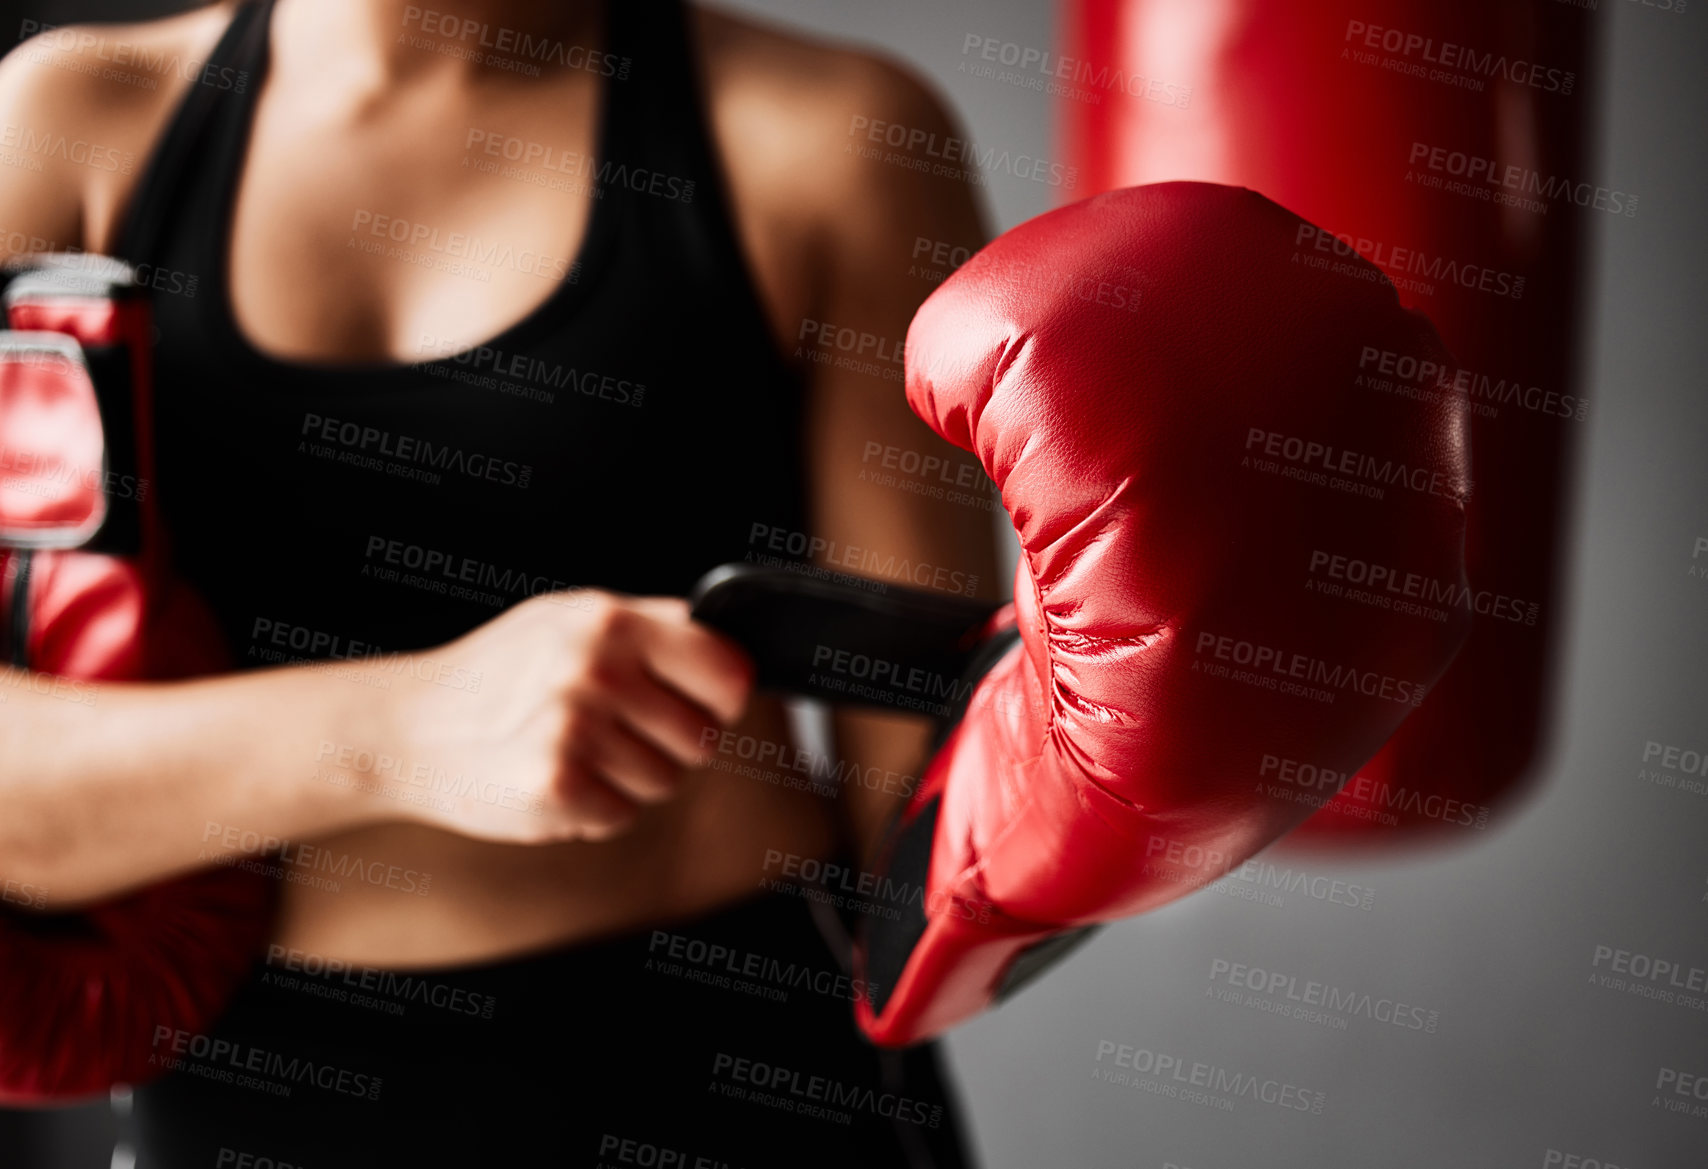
left=0, top=663, right=390, bottom=906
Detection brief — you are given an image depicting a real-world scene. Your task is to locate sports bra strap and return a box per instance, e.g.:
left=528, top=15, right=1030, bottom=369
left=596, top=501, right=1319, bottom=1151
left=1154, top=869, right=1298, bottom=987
left=113, top=0, right=272, bottom=268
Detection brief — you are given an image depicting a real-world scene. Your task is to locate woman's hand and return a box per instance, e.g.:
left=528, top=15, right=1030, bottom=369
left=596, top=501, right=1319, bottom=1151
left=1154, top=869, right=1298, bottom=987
left=368, top=591, right=754, bottom=844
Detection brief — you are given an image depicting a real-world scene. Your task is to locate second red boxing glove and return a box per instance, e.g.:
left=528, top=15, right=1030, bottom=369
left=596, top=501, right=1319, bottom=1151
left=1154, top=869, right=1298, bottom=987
left=0, top=257, right=274, bottom=1101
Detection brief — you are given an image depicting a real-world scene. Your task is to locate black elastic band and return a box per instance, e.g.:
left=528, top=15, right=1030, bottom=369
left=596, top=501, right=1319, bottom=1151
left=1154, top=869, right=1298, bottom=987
left=5, top=549, right=32, bottom=669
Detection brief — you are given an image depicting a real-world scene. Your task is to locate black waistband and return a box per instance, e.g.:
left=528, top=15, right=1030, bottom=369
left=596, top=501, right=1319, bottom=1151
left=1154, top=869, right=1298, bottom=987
left=130, top=891, right=974, bottom=1169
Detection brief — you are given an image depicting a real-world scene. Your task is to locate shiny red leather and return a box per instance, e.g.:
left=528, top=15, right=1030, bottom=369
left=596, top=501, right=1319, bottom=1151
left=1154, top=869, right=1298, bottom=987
left=0, top=258, right=272, bottom=1101
left=0, top=332, right=106, bottom=545
left=1063, top=0, right=1592, bottom=844
left=855, top=183, right=1471, bottom=1045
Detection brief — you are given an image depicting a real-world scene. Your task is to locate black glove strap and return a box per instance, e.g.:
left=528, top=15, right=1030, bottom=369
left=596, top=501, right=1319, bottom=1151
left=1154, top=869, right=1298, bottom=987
left=689, top=563, right=1001, bottom=717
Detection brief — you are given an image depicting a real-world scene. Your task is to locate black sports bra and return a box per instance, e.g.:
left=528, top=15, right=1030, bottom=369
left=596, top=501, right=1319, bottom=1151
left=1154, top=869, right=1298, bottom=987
left=115, top=0, right=809, bottom=665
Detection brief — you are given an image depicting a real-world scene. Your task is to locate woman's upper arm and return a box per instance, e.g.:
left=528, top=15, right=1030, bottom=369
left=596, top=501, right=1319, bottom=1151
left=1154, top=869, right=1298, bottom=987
left=795, top=58, right=1005, bottom=852
left=0, top=34, right=96, bottom=256
left=802, top=56, right=1000, bottom=603
left=0, top=11, right=227, bottom=258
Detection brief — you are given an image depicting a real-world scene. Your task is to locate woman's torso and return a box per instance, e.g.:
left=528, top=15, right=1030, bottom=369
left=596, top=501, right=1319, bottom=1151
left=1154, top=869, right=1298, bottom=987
left=110, top=0, right=839, bottom=966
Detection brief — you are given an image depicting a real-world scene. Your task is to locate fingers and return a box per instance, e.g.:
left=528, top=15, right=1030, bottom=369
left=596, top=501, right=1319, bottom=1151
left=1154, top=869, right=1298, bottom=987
left=612, top=666, right=725, bottom=768
left=559, top=757, right=638, bottom=841
left=535, top=592, right=755, bottom=842
left=629, top=598, right=755, bottom=728
left=585, top=718, right=685, bottom=805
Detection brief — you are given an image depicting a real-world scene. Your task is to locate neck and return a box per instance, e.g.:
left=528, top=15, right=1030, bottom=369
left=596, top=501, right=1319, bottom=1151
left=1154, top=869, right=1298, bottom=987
left=276, top=0, right=607, bottom=85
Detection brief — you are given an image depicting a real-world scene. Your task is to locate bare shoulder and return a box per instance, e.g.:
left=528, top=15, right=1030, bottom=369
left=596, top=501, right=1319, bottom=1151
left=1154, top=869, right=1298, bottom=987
left=690, top=5, right=982, bottom=250
left=688, top=4, right=984, bottom=338
left=692, top=5, right=958, bottom=153
left=0, top=2, right=238, bottom=253
left=0, top=3, right=239, bottom=143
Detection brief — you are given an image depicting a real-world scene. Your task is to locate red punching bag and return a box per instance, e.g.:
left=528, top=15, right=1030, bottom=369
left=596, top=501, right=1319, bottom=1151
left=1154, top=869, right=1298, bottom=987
left=1061, top=0, right=1595, bottom=845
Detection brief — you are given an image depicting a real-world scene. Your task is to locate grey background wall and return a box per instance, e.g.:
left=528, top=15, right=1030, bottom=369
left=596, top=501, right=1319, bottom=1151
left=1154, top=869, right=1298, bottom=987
left=2, top=0, right=1704, bottom=1165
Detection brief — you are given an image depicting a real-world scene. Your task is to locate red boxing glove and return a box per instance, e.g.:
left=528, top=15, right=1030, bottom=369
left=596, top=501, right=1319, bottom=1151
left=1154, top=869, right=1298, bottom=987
left=0, top=257, right=272, bottom=1101
left=854, top=183, right=1471, bottom=1046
